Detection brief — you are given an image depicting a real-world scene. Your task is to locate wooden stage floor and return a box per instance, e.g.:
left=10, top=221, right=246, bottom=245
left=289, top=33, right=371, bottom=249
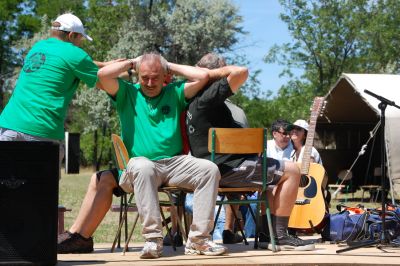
left=57, top=238, right=400, bottom=266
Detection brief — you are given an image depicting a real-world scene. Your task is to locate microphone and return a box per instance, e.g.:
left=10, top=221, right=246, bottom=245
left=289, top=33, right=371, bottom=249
left=364, top=89, right=398, bottom=107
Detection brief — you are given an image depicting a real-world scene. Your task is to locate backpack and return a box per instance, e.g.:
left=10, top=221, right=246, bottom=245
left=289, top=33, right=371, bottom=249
left=322, top=204, right=400, bottom=243
left=327, top=210, right=369, bottom=243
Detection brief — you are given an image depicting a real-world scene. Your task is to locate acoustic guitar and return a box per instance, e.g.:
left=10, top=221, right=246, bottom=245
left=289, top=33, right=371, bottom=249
left=288, top=97, right=326, bottom=231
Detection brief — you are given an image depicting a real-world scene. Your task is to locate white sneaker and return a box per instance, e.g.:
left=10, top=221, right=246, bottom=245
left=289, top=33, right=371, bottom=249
left=140, top=238, right=163, bottom=259
left=184, top=238, right=227, bottom=256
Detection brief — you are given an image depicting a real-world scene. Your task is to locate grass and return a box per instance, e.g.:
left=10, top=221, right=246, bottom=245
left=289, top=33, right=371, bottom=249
left=59, top=168, right=389, bottom=243
left=59, top=168, right=141, bottom=243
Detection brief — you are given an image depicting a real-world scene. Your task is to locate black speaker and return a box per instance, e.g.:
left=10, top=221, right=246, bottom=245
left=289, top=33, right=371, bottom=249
left=65, top=132, right=80, bottom=174
left=0, top=141, right=59, bottom=266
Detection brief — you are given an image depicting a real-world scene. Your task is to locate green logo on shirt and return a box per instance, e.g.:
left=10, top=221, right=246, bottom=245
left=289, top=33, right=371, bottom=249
left=23, top=52, right=46, bottom=73
left=161, top=105, right=170, bottom=114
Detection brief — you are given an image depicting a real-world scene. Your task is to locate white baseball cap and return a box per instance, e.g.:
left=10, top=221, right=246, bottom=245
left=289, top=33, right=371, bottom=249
left=293, top=119, right=309, bottom=131
left=52, top=13, right=93, bottom=41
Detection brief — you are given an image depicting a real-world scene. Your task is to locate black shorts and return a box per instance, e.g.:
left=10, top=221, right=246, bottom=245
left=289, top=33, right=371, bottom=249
left=96, top=168, right=126, bottom=197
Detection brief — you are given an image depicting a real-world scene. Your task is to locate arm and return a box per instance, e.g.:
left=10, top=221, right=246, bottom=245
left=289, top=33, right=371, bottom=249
left=168, top=63, right=209, bottom=99
left=94, top=59, right=125, bottom=68
left=207, top=66, right=248, bottom=93
left=97, top=58, right=138, bottom=96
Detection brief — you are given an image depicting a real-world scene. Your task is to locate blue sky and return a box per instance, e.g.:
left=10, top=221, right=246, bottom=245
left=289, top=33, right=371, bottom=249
left=232, top=0, right=299, bottom=95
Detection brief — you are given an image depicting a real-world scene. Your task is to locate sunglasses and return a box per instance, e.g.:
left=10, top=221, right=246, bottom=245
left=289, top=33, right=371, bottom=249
left=276, top=130, right=289, bottom=136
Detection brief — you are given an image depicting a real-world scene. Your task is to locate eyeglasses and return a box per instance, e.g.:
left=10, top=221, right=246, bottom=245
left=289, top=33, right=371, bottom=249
left=276, top=130, right=289, bottom=137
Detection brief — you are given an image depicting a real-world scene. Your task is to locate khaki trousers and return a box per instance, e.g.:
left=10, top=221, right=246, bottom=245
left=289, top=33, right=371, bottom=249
left=120, top=155, right=220, bottom=242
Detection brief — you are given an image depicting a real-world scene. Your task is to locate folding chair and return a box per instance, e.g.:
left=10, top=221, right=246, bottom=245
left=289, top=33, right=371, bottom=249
left=110, top=134, right=187, bottom=254
left=208, top=128, right=276, bottom=251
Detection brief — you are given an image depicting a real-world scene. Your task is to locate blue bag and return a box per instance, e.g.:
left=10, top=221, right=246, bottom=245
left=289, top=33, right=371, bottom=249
left=329, top=211, right=368, bottom=242
left=367, top=210, right=400, bottom=240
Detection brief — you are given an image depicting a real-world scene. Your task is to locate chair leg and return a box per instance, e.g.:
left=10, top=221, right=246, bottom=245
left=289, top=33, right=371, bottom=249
left=164, top=190, right=187, bottom=243
left=124, top=197, right=128, bottom=244
left=111, top=193, right=134, bottom=253
left=117, top=195, right=124, bottom=249
left=264, top=197, right=276, bottom=252
left=160, top=206, right=176, bottom=251
left=254, top=202, right=260, bottom=249
left=211, top=195, right=225, bottom=238
left=122, top=212, right=139, bottom=255
left=182, top=193, right=190, bottom=240
left=111, top=205, right=128, bottom=252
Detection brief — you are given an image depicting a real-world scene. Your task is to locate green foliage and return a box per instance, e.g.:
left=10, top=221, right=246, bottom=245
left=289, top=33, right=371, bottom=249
left=71, top=86, right=119, bottom=169
left=261, top=0, right=400, bottom=127
left=0, top=0, right=40, bottom=109
left=84, top=0, right=130, bottom=61
left=35, top=0, right=86, bottom=21
left=108, top=0, right=244, bottom=65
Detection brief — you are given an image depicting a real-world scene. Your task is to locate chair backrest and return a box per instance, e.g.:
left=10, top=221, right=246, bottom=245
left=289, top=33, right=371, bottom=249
left=208, top=128, right=268, bottom=189
left=111, top=134, right=130, bottom=170
left=208, top=128, right=266, bottom=155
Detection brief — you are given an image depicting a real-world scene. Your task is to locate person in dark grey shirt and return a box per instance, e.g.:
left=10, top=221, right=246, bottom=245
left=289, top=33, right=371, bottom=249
left=185, top=53, right=315, bottom=251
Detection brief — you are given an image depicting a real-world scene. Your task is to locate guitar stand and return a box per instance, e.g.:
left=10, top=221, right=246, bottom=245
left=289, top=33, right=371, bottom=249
left=337, top=90, right=400, bottom=254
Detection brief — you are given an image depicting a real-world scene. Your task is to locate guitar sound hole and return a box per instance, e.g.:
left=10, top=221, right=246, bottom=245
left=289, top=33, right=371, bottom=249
left=299, top=175, right=310, bottom=188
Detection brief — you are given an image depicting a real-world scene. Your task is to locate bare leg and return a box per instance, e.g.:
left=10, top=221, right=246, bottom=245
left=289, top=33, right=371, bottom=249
left=224, top=205, right=237, bottom=230
left=273, top=161, right=300, bottom=216
left=69, top=171, right=117, bottom=238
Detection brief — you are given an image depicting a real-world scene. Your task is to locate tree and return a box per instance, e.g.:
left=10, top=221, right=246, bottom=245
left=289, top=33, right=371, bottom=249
left=78, top=0, right=246, bottom=168
left=68, top=0, right=131, bottom=170
left=261, top=0, right=400, bottom=126
left=0, top=0, right=40, bottom=110
left=72, top=86, right=118, bottom=170
left=35, top=0, right=86, bottom=21
left=265, top=0, right=373, bottom=96
left=108, top=0, right=244, bottom=65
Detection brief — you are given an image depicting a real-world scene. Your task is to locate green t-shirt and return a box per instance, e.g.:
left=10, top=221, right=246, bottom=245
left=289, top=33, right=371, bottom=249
left=0, top=38, right=98, bottom=140
left=113, top=79, right=187, bottom=160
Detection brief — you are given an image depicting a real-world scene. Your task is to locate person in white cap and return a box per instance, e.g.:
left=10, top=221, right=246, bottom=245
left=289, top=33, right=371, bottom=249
left=290, top=119, right=322, bottom=164
left=0, top=13, right=114, bottom=156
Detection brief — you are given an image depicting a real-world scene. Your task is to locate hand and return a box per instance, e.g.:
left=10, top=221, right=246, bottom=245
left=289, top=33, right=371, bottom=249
left=128, top=56, right=142, bottom=70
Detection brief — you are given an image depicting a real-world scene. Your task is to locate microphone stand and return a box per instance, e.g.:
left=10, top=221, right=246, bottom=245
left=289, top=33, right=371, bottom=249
left=337, top=89, right=400, bottom=253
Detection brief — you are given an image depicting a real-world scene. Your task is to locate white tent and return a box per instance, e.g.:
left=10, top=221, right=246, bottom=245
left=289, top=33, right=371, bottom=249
left=321, top=73, right=400, bottom=196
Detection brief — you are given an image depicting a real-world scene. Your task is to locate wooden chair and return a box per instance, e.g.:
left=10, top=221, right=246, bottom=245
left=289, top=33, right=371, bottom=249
left=110, top=134, right=187, bottom=254
left=208, top=128, right=276, bottom=251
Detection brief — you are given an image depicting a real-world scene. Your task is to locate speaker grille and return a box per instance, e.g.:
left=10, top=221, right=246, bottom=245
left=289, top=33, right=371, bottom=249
left=0, top=141, right=59, bottom=265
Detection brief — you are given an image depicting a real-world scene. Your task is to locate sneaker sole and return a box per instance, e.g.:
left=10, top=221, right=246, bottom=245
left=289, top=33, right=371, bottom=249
left=268, top=243, right=315, bottom=251
left=258, top=241, right=269, bottom=249
left=57, top=248, right=94, bottom=254
left=184, top=248, right=226, bottom=256
left=140, top=251, right=162, bottom=259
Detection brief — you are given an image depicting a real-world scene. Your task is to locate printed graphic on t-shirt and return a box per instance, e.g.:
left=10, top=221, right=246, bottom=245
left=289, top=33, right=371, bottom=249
left=161, top=105, right=170, bottom=114
left=23, top=52, right=46, bottom=73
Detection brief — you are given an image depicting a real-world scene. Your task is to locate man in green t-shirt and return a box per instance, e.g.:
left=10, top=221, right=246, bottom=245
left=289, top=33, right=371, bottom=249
left=58, top=53, right=227, bottom=258
left=0, top=13, right=112, bottom=160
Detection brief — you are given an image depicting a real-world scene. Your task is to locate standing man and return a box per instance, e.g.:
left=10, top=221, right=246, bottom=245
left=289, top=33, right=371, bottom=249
left=186, top=53, right=314, bottom=251
left=95, top=53, right=226, bottom=259
left=0, top=13, right=113, bottom=159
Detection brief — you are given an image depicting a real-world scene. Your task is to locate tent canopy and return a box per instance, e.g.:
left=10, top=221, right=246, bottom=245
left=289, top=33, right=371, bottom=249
left=322, top=73, right=400, bottom=195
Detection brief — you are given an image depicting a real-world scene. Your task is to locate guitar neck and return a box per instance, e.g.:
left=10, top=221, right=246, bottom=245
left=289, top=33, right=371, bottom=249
left=300, top=97, right=324, bottom=175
